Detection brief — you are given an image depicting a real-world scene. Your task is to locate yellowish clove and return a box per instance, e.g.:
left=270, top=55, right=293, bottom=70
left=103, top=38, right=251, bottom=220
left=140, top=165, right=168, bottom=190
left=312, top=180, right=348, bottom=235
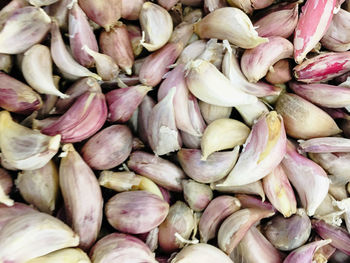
left=0, top=53, right=12, bottom=73
left=199, top=101, right=232, bottom=125
left=27, top=248, right=91, bottom=263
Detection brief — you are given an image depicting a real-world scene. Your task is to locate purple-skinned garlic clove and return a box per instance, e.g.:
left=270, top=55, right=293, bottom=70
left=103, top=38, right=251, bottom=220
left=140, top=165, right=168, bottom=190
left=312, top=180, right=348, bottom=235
left=266, top=59, right=292, bottom=85
left=121, top=0, right=145, bottom=20
left=182, top=179, right=213, bottom=212
left=236, top=194, right=276, bottom=213
left=137, top=95, right=156, bottom=145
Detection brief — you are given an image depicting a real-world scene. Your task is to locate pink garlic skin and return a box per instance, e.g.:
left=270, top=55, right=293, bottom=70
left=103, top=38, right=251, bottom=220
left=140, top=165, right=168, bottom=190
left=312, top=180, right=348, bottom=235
left=0, top=0, right=29, bottom=27
left=81, top=125, right=133, bottom=170
left=121, top=0, right=145, bottom=20
left=0, top=202, right=36, bottom=231
left=236, top=194, right=276, bottom=213
left=266, top=59, right=292, bottom=84
left=105, top=191, right=169, bottom=234
left=158, top=0, right=179, bottom=10
left=299, top=137, right=350, bottom=153
left=293, top=0, right=337, bottom=64
left=182, top=179, right=213, bottom=212
left=137, top=95, right=156, bottom=145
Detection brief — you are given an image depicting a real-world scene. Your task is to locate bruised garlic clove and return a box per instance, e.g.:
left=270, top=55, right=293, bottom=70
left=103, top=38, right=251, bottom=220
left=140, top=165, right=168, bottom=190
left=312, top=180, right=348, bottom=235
left=182, top=179, right=213, bottom=211
left=139, top=2, right=173, bottom=52
left=236, top=100, right=269, bottom=127
left=158, top=201, right=196, bottom=253
left=105, top=191, right=169, bottom=234
left=128, top=151, right=186, bottom=192
left=194, top=7, right=267, bottom=48
left=185, top=59, right=258, bottom=107
left=22, top=44, right=69, bottom=99
left=199, top=102, right=232, bottom=125
left=0, top=6, right=51, bottom=54
left=201, top=118, right=250, bottom=160
left=240, top=37, right=293, bottom=83
left=218, top=111, right=286, bottom=186
left=90, top=233, right=158, bottom=263
left=16, top=160, right=58, bottom=214
left=0, top=168, right=13, bottom=206
left=81, top=125, right=133, bottom=170
left=50, top=21, right=101, bottom=80
left=0, top=111, right=60, bottom=170
left=0, top=212, right=79, bottom=263
left=199, top=196, right=241, bottom=243
left=211, top=180, right=266, bottom=200
left=59, top=144, right=103, bottom=250
left=275, top=93, right=341, bottom=139
left=27, top=248, right=90, bottom=263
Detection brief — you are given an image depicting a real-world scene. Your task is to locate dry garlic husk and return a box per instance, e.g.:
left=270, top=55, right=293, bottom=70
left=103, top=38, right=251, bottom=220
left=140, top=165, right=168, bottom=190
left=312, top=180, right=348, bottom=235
left=0, top=202, right=36, bottom=230
left=0, top=212, right=79, bottom=263
left=139, top=2, right=173, bottom=51
left=194, top=7, right=267, bottom=48
left=185, top=59, right=258, bottom=107
left=182, top=179, right=213, bottom=212
left=201, top=118, right=250, bottom=160
left=59, top=143, right=103, bottom=250
left=27, top=248, right=90, bottom=263
left=22, top=44, right=69, bottom=98
left=199, top=101, right=232, bottom=125
left=199, top=195, right=241, bottom=243
left=0, top=111, right=60, bottom=170
left=16, top=160, right=58, bottom=214
left=0, top=6, right=51, bottom=54
left=218, top=111, right=286, bottom=186
left=90, top=233, right=157, bottom=263
left=158, top=201, right=196, bottom=253
left=105, top=190, right=169, bottom=234
left=211, top=180, right=266, bottom=200
left=0, top=167, right=13, bottom=206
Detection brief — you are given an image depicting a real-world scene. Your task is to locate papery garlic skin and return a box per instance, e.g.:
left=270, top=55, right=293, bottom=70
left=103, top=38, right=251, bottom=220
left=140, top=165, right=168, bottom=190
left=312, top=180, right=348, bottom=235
left=194, top=7, right=267, bottom=49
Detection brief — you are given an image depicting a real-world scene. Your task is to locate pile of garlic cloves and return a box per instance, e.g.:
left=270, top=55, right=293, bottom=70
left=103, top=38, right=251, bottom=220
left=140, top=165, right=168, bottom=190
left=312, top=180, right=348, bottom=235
left=2, top=0, right=350, bottom=262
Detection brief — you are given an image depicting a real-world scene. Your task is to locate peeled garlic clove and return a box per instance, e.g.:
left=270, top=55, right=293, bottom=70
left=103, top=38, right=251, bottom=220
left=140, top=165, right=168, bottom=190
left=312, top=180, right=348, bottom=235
left=0, top=6, right=51, bottom=54
left=199, top=195, right=240, bottom=243
left=294, top=0, right=337, bottom=64
left=236, top=194, right=276, bottom=212
left=69, top=2, right=98, bottom=68
left=121, top=0, right=145, bottom=20
left=128, top=151, right=186, bottom=192
left=127, top=24, right=143, bottom=56
left=0, top=212, right=79, bottom=262
left=81, top=125, right=132, bottom=170
left=0, top=111, right=60, bottom=170
left=90, top=233, right=157, bottom=263
left=0, top=167, right=13, bottom=206
left=266, top=59, right=292, bottom=85
left=138, top=95, right=156, bottom=145
left=254, top=2, right=299, bottom=38
left=59, top=143, right=103, bottom=250
left=99, top=23, right=134, bottom=74
left=106, top=191, right=169, bottom=234
left=16, top=160, right=58, bottom=214
left=218, top=208, right=275, bottom=254
left=50, top=21, right=100, bottom=80
left=177, top=40, right=207, bottom=65
left=139, top=2, right=173, bottom=51
left=27, top=248, right=90, bottom=263
left=158, top=201, right=196, bottom=253
left=106, top=85, right=152, bottom=123
left=275, top=93, right=341, bottom=139
left=78, top=0, right=121, bottom=31
left=194, top=7, right=267, bottom=48
left=0, top=202, right=36, bottom=230
left=201, top=118, right=250, bottom=160
left=264, top=209, right=311, bottom=251
left=178, top=147, right=239, bottom=183
left=241, top=37, right=293, bottom=83
left=219, top=111, right=286, bottom=186
left=321, top=9, right=350, bottom=52
left=0, top=71, right=42, bottom=114
left=185, top=59, right=258, bottom=107
left=231, top=226, right=283, bottom=263
left=236, top=100, right=269, bottom=127
left=22, top=44, right=69, bottom=99
left=282, top=141, right=329, bottom=216
left=139, top=42, right=183, bottom=87
left=41, top=88, right=108, bottom=143
left=199, top=102, right=232, bottom=125
left=147, top=87, right=181, bottom=155
left=0, top=53, right=12, bottom=73
left=294, top=51, right=350, bottom=83
left=211, top=180, right=266, bottom=200
left=299, top=137, right=350, bottom=153
left=182, top=179, right=213, bottom=212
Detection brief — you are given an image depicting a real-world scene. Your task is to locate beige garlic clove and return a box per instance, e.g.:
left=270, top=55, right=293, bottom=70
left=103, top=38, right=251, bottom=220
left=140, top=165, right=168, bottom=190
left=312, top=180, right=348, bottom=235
left=235, top=100, right=269, bottom=127
left=27, top=248, right=91, bottom=263
left=199, top=101, right=232, bottom=125
left=211, top=180, right=266, bottom=200
left=176, top=40, right=207, bottom=66
left=0, top=53, right=12, bottom=73
left=0, top=168, right=13, bottom=206
left=182, top=179, right=213, bottom=212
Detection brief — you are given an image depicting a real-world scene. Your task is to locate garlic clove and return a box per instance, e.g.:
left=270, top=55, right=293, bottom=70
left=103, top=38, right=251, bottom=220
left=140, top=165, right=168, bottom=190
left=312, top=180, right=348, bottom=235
left=16, top=160, right=58, bottom=214
left=266, top=59, right=292, bottom=85
left=0, top=6, right=51, bottom=54
left=59, top=143, right=103, bottom=250
left=204, top=0, right=227, bottom=13
left=282, top=141, right=329, bottom=216
left=197, top=39, right=225, bottom=70
left=81, top=125, right=133, bottom=170
left=201, top=118, right=250, bottom=160
left=0, top=53, right=12, bottom=73
left=178, top=147, right=239, bottom=184
left=294, top=0, right=337, bottom=64
left=275, top=93, right=341, bottom=139
left=28, top=0, right=59, bottom=6
left=176, top=39, right=206, bottom=66
left=227, top=0, right=253, bottom=13
left=27, top=248, right=90, bottom=263
left=99, top=171, right=141, bottom=192
left=218, top=111, right=286, bottom=186
left=22, top=44, right=69, bottom=99
left=0, top=167, right=13, bottom=206
left=90, top=233, right=157, bottom=263
left=46, top=0, right=70, bottom=31
left=299, top=137, right=350, bottom=153
left=199, top=101, right=232, bottom=125
left=0, top=202, right=36, bottom=231
left=0, top=0, right=29, bottom=28
left=236, top=194, right=276, bottom=213
left=105, top=190, right=169, bottom=234
left=126, top=24, right=143, bottom=56
left=128, top=151, right=186, bottom=192
left=0, top=111, right=60, bottom=170
left=241, top=37, right=293, bottom=83
left=182, top=179, right=213, bottom=212
left=211, top=180, right=266, bottom=200
left=194, top=7, right=267, bottom=48
left=137, top=95, right=156, bottom=145
left=139, top=2, right=173, bottom=52
left=236, top=100, right=269, bottom=127
left=121, top=0, right=145, bottom=20
left=0, top=212, right=79, bottom=262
